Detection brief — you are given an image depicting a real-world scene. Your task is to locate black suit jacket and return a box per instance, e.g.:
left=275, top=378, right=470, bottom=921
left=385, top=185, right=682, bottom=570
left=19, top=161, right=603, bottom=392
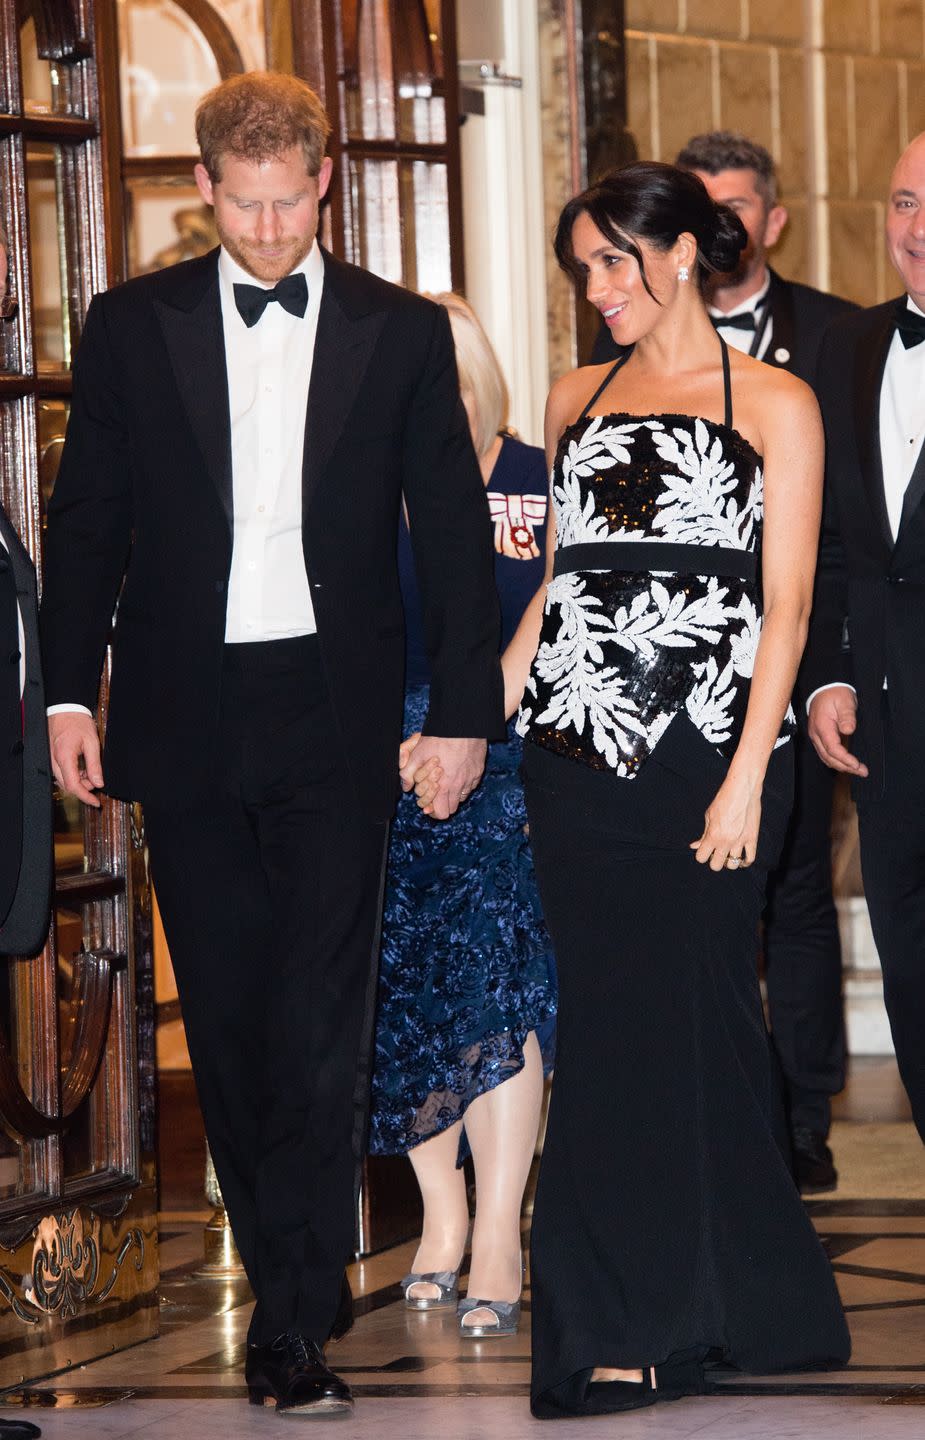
left=0, top=503, right=52, bottom=955
left=590, top=268, right=856, bottom=389
left=40, top=248, right=504, bottom=821
left=802, top=297, right=925, bottom=794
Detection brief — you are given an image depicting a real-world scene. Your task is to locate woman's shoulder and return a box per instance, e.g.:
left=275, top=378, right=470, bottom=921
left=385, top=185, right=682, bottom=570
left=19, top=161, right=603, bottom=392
left=491, top=433, right=548, bottom=495
left=731, top=347, right=818, bottom=412
left=545, top=363, right=613, bottom=440
left=730, top=350, right=821, bottom=457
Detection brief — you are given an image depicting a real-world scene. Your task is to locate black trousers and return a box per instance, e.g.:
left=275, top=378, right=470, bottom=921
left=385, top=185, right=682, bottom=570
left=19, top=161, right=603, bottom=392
left=145, top=636, right=388, bottom=1344
left=763, top=727, right=845, bottom=1136
left=856, top=695, right=925, bottom=1144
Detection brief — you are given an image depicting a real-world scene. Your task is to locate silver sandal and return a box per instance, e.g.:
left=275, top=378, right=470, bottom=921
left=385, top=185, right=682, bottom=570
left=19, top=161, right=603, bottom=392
left=401, top=1270, right=459, bottom=1310
left=457, top=1296, right=521, bottom=1337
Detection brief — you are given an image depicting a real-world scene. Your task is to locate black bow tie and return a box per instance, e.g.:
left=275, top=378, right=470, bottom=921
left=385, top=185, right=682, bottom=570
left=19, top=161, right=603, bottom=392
left=233, top=272, right=308, bottom=327
left=711, top=311, right=757, bottom=332
left=896, top=307, right=925, bottom=349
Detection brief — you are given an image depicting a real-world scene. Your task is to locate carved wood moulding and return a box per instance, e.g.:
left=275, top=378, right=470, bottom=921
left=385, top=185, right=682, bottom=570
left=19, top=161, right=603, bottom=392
left=0, top=949, right=118, bottom=1142
left=17, top=0, right=92, bottom=63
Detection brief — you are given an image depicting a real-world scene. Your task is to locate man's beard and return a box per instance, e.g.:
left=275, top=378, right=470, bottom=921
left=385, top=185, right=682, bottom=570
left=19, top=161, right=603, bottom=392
left=217, top=228, right=313, bottom=282
left=707, top=243, right=762, bottom=298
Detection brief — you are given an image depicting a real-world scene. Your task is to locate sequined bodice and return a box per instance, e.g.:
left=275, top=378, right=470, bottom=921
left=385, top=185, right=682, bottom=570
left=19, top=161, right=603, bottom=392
left=516, top=392, right=795, bottom=777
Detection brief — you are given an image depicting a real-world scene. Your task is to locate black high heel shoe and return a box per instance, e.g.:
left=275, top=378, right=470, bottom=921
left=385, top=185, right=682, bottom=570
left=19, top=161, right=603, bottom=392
left=654, top=1347, right=707, bottom=1401
left=584, top=1366, right=658, bottom=1415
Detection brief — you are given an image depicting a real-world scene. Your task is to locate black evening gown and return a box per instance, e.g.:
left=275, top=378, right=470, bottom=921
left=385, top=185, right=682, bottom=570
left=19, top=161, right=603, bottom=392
left=517, top=341, right=850, bottom=1417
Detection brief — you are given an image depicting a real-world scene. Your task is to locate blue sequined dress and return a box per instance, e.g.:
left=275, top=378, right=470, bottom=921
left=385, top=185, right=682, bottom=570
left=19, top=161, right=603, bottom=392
left=368, top=435, right=557, bottom=1157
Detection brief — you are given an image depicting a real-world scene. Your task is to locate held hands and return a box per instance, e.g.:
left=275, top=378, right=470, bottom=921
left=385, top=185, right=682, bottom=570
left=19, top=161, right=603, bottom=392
left=398, top=732, right=487, bottom=819
left=808, top=686, right=869, bottom=777
left=48, top=712, right=104, bottom=809
left=691, top=768, right=761, bottom=873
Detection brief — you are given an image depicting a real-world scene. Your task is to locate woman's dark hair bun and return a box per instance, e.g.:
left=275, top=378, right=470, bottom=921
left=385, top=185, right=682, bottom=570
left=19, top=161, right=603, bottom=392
left=702, top=202, right=747, bottom=275
left=554, top=162, right=747, bottom=297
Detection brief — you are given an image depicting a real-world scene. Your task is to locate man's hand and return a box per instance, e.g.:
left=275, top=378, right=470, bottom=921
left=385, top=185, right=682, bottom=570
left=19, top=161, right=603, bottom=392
left=399, top=735, right=486, bottom=819
left=808, top=685, right=869, bottom=777
left=48, top=712, right=105, bottom=808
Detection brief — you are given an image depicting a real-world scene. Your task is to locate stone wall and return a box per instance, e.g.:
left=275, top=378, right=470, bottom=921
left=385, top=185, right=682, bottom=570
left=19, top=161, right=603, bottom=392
left=624, top=0, right=925, bottom=305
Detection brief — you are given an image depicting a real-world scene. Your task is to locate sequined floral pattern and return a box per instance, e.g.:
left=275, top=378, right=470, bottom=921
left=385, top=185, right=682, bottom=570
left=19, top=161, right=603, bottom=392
left=517, top=413, right=795, bottom=776
left=369, top=688, right=556, bottom=1156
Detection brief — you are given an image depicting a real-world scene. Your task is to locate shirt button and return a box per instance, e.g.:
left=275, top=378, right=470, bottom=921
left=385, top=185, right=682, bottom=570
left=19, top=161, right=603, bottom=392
left=257, top=505, right=266, bottom=513
left=247, top=561, right=256, bottom=571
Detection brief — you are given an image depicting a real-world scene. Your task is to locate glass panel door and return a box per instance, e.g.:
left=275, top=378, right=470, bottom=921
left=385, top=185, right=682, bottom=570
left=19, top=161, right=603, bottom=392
left=327, top=0, right=463, bottom=292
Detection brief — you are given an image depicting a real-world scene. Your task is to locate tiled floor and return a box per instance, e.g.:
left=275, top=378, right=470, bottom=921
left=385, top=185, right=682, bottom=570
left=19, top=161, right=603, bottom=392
left=3, top=1063, right=925, bottom=1439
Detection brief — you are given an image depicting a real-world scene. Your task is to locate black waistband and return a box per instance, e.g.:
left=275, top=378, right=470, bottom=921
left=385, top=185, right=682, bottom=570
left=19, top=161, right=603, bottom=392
left=553, top=541, right=757, bottom=582
left=222, top=633, right=320, bottom=671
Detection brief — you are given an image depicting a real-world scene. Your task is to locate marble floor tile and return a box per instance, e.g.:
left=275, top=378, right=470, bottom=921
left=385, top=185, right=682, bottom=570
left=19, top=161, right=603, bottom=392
left=6, top=1396, right=925, bottom=1440
left=8, top=1128, right=925, bottom=1438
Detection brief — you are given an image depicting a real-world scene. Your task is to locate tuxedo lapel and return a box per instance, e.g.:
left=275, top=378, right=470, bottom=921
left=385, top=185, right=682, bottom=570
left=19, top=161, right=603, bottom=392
left=853, top=302, right=898, bottom=555
left=153, top=251, right=233, bottom=531
left=896, top=434, right=925, bottom=549
left=303, top=252, right=388, bottom=509
left=764, top=270, right=795, bottom=369
left=0, top=503, right=25, bottom=569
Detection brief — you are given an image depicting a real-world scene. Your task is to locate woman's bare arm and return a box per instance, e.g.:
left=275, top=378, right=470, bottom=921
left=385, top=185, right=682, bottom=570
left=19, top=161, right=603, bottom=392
left=693, top=372, right=824, bottom=870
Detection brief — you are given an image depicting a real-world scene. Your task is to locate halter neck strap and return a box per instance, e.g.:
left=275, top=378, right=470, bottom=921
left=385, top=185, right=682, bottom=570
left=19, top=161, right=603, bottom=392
left=720, top=334, right=733, bottom=429
left=577, top=335, right=733, bottom=428
left=577, top=350, right=631, bottom=420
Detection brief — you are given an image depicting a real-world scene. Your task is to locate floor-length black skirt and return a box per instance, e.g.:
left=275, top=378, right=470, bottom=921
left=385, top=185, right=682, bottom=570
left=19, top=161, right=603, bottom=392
left=523, top=714, right=850, bottom=1418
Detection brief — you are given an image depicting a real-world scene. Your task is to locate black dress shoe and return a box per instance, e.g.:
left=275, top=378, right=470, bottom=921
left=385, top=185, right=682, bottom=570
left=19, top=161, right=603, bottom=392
left=245, top=1331, right=353, bottom=1418
left=792, top=1126, right=838, bottom=1194
left=329, top=1270, right=353, bottom=1343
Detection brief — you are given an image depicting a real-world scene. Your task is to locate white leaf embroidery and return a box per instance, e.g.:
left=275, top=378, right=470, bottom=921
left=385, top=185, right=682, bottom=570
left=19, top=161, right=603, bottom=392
left=649, top=421, right=763, bottom=550
left=727, top=594, right=762, bottom=678
left=555, top=416, right=664, bottom=545
left=685, top=655, right=737, bottom=745
left=525, top=574, right=648, bottom=767
left=519, top=413, right=792, bottom=771
left=610, top=578, right=732, bottom=661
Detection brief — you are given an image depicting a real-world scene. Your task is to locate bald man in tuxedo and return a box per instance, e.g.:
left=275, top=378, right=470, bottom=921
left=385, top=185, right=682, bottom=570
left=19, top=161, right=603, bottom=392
left=806, top=132, right=925, bottom=1146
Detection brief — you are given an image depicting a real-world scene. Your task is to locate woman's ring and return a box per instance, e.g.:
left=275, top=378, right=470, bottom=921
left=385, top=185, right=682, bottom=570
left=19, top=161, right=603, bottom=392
left=726, top=856, right=741, bottom=870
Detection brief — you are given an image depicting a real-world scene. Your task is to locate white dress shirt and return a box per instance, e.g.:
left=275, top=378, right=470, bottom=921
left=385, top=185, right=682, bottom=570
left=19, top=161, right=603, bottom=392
left=48, top=242, right=324, bottom=717
left=220, top=241, right=323, bottom=643
left=807, top=295, right=925, bottom=712
left=0, top=527, right=25, bottom=696
left=709, top=271, right=772, bottom=360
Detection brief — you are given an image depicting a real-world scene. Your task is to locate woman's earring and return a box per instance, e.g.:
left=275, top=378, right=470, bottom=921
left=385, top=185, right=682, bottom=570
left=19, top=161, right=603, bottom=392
left=678, top=265, right=690, bottom=283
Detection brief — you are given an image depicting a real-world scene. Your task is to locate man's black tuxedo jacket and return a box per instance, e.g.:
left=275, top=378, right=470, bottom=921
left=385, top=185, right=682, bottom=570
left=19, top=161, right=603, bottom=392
left=590, top=268, right=856, bottom=388
left=40, top=248, right=505, bottom=821
left=802, top=297, right=925, bottom=794
left=0, top=503, right=52, bottom=955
